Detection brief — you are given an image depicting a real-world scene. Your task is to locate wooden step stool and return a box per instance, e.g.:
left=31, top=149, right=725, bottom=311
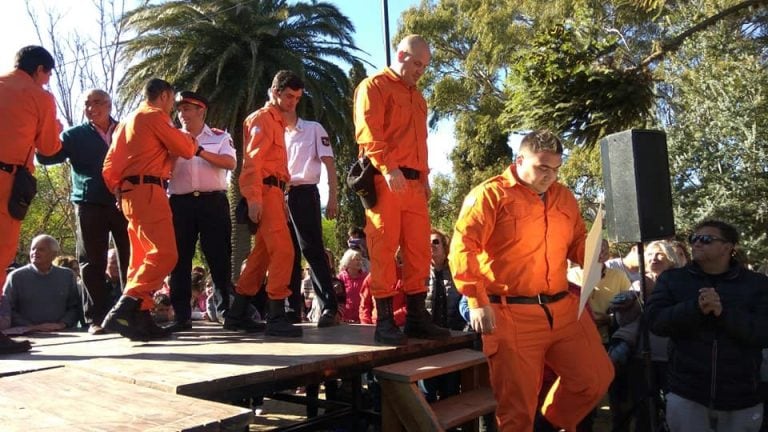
left=373, top=348, right=496, bottom=432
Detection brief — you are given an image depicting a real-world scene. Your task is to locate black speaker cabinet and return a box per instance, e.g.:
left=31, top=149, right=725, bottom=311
left=601, top=129, right=675, bottom=242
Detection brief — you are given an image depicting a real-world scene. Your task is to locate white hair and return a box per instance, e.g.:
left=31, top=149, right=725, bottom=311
left=31, top=234, right=60, bottom=253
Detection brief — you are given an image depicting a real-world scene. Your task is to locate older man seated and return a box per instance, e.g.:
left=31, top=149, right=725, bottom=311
left=3, top=234, right=82, bottom=331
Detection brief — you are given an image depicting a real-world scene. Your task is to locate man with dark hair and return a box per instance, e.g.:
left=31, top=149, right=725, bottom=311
left=647, top=220, right=768, bottom=432
left=101, top=77, right=197, bottom=341
left=282, top=80, right=340, bottom=328
left=167, top=90, right=236, bottom=332
left=37, top=89, right=130, bottom=335
left=0, top=45, right=62, bottom=354
left=230, top=70, right=303, bottom=337
left=353, top=34, right=449, bottom=345
left=449, top=129, right=614, bottom=431
left=14, top=45, right=55, bottom=75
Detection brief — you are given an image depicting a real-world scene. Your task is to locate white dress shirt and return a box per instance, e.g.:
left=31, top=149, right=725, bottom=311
left=168, top=125, right=235, bottom=195
left=285, top=118, right=334, bottom=186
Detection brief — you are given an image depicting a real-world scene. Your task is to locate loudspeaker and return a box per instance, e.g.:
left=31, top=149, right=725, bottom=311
left=601, top=129, right=675, bottom=242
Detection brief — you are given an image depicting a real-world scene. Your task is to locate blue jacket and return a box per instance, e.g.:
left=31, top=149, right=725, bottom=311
left=36, top=120, right=118, bottom=205
left=647, top=260, right=768, bottom=410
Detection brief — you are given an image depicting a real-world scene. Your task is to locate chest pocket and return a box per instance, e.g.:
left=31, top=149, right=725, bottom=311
left=489, top=194, right=533, bottom=249
left=547, top=203, right=574, bottom=245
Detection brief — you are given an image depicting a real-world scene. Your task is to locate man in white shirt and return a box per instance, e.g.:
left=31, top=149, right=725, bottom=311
left=284, top=109, right=340, bottom=327
left=167, top=91, right=241, bottom=331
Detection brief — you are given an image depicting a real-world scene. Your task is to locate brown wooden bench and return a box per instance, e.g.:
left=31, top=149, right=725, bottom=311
left=373, top=348, right=496, bottom=432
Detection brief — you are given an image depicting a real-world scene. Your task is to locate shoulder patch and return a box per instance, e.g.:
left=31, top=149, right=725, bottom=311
left=321, top=136, right=330, bottom=147
left=211, top=127, right=225, bottom=135
left=250, top=126, right=261, bottom=136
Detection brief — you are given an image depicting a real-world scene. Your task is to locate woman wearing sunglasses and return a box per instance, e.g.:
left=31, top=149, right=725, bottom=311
left=647, top=220, right=768, bottom=432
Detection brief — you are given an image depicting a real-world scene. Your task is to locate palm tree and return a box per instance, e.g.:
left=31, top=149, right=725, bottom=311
left=118, top=0, right=362, bottom=280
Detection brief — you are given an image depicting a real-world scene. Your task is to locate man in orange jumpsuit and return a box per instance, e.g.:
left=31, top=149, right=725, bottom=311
left=353, top=34, right=448, bottom=345
left=230, top=70, right=302, bottom=337
left=449, top=130, right=614, bottom=431
left=101, top=78, right=197, bottom=341
left=0, top=46, right=61, bottom=354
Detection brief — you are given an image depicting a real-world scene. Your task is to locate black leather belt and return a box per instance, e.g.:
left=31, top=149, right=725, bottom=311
left=399, top=167, right=420, bottom=180
left=263, top=176, right=287, bottom=191
left=288, top=184, right=316, bottom=191
left=123, top=175, right=168, bottom=188
left=489, top=291, right=569, bottom=330
left=173, top=190, right=226, bottom=198
left=488, top=291, right=569, bottom=305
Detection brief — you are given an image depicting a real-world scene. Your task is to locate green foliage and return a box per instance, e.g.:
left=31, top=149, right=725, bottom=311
left=428, top=173, right=462, bottom=234
left=321, top=217, right=339, bottom=257
left=663, top=15, right=768, bottom=263
left=333, top=61, right=368, bottom=254
left=502, top=21, right=655, bottom=147
left=19, top=164, right=76, bottom=263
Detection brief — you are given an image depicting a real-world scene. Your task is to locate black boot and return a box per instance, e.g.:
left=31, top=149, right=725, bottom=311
left=374, top=297, right=407, bottom=346
left=317, top=307, right=341, bottom=328
left=101, top=295, right=143, bottom=340
left=265, top=299, right=302, bottom=337
left=404, top=293, right=450, bottom=339
left=0, top=332, right=30, bottom=355
left=133, top=310, right=172, bottom=341
left=224, top=294, right=265, bottom=332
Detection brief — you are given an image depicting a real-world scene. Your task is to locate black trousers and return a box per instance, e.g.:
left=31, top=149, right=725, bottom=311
left=169, top=192, right=232, bottom=322
left=75, top=202, right=130, bottom=325
left=286, top=184, right=337, bottom=315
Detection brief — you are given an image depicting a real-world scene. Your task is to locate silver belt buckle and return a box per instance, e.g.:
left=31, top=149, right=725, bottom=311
left=537, top=293, right=543, bottom=304
left=193, top=191, right=200, bottom=197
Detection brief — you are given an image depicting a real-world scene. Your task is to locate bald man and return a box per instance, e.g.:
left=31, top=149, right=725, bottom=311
left=353, top=35, right=448, bottom=345
left=38, top=89, right=130, bottom=335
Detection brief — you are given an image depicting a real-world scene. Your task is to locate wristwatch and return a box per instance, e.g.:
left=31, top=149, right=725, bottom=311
left=195, top=146, right=204, bottom=156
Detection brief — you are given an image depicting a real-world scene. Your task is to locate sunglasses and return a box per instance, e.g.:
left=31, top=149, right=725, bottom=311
left=689, top=234, right=727, bottom=245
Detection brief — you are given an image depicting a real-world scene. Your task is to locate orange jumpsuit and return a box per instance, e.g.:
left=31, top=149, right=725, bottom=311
left=102, top=101, right=196, bottom=310
left=353, top=67, right=430, bottom=299
left=236, top=104, right=293, bottom=300
left=449, top=165, right=614, bottom=431
left=0, top=70, right=61, bottom=290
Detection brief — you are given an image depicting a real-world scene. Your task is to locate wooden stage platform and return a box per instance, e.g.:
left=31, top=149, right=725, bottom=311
left=0, top=322, right=477, bottom=431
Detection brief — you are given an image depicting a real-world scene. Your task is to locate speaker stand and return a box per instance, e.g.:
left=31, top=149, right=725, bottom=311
left=636, top=241, right=658, bottom=432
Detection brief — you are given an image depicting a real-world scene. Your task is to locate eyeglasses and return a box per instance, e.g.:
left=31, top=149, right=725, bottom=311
left=431, top=238, right=442, bottom=246
left=689, top=234, right=728, bottom=245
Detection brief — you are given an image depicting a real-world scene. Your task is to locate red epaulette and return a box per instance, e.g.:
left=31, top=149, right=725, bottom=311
left=211, top=127, right=226, bottom=135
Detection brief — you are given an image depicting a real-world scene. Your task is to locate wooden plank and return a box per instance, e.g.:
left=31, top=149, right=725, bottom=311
left=0, top=367, right=252, bottom=432
left=0, top=323, right=476, bottom=401
left=431, top=387, right=497, bottom=430
left=373, top=349, right=487, bottom=383
left=379, top=380, right=442, bottom=432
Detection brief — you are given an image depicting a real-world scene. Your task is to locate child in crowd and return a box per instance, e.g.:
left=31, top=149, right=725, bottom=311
left=152, top=292, right=174, bottom=324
